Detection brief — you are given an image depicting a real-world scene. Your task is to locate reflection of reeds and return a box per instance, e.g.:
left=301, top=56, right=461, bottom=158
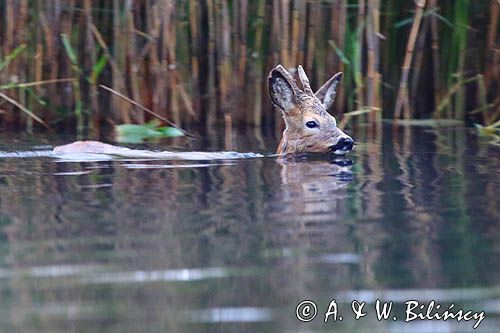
left=0, top=1, right=497, bottom=133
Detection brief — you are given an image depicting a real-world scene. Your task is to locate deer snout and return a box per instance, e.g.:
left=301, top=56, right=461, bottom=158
left=329, top=137, right=354, bottom=153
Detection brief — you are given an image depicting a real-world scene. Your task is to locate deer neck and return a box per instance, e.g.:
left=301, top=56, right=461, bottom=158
left=277, top=129, right=289, bottom=154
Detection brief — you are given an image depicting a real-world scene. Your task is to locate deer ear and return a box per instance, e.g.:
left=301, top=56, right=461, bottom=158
left=315, top=72, right=343, bottom=110
left=268, top=65, right=298, bottom=112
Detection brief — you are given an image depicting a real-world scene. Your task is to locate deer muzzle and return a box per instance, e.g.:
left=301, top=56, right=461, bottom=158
left=329, top=137, right=354, bottom=154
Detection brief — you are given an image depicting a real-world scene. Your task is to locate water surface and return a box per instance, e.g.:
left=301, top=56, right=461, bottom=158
left=0, top=125, right=498, bottom=332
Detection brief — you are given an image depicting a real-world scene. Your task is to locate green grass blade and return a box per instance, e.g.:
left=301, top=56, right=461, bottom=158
left=0, top=44, right=27, bottom=71
left=328, top=40, right=351, bottom=65
left=90, top=54, right=108, bottom=84
left=61, top=33, right=78, bottom=65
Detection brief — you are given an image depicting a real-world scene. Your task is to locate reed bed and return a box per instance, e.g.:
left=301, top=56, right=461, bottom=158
left=0, top=0, right=498, bottom=133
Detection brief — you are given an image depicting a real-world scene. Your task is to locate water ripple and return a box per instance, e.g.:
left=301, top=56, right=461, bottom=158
left=185, top=307, right=273, bottom=323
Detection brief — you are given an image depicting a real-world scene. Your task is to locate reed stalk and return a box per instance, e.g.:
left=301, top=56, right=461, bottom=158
left=452, top=0, right=470, bottom=120
left=366, top=0, right=381, bottom=122
left=336, top=0, right=347, bottom=112
left=206, top=0, right=217, bottom=127
left=112, top=0, right=130, bottom=123
left=189, top=0, right=199, bottom=83
left=410, top=17, right=429, bottom=108
left=0, top=1, right=496, bottom=131
left=355, top=0, right=366, bottom=113
left=305, top=3, right=317, bottom=75
left=280, top=0, right=290, bottom=69
left=435, top=75, right=479, bottom=116
left=290, top=2, right=300, bottom=68
left=430, top=0, right=441, bottom=114
left=251, top=0, right=266, bottom=126
left=0, top=91, right=50, bottom=129
left=99, top=84, right=192, bottom=137
left=394, top=0, right=427, bottom=120
left=485, top=1, right=499, bottom=88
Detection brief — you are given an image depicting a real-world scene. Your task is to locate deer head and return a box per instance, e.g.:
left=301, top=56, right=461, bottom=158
left=268, top=65, right=354, bottom=155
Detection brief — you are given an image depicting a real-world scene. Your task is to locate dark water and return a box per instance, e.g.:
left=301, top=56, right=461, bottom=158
left=0, top=125, right=499, bottom=333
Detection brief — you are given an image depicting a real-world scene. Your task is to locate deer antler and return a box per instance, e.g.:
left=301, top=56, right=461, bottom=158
left=297, top=65, right=313, bottom=95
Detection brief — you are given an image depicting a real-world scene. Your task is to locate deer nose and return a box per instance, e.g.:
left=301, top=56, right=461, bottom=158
left=330, top=137, right=354, bottom=152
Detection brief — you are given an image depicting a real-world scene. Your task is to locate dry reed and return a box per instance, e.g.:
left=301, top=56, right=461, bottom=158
left=0, top=0, right=497, bottom=133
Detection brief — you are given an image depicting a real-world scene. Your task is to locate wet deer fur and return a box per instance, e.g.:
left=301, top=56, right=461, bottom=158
left=53, top=65, right=353, bottom=157
left=268, top=65, right=353, bottom=155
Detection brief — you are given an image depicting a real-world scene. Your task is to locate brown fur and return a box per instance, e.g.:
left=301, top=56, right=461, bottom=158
left=54, top=65, right=351, bottom=158
left=269, top=65, right=353, bottom=155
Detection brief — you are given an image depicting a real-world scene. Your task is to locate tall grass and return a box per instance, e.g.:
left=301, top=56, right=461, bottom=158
left=0, top=0, right=498, bottom=133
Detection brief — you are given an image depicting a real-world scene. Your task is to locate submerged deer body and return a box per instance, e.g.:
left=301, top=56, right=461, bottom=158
left=269, top=65, right=353, bottom=155
left=53, top=65, right=353, bottom=157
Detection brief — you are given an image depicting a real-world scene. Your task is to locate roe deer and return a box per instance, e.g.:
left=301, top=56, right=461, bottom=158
left=52, top=65, right=353, bottom=158
left=268, top=65, right=353, bottom=155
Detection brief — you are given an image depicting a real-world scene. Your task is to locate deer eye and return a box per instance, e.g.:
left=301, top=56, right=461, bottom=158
left=306, top=121, right=319, bottom=129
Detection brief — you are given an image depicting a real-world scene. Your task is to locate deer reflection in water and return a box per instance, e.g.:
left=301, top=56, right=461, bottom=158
left=276, top=155, right=354, bottom=223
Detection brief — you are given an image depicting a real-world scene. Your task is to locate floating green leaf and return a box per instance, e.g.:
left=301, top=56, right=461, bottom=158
left=116, top=121, right=185, bottom=143
left=158, top=127, right=184, bottom=137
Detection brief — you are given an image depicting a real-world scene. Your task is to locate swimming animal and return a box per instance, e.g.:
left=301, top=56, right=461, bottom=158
left=53, top=65, right=353, bottom=158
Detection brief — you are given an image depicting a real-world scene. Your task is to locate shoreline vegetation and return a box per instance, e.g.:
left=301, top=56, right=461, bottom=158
left=0, top=1, right=498, bottom=137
